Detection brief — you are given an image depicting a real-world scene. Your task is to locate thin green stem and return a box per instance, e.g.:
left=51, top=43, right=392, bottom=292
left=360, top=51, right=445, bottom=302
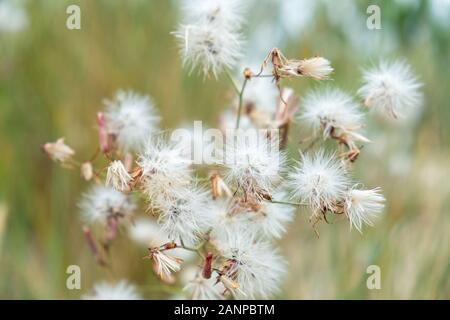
left=270, top=199, right=308, bottom=206
left=235, top=78, right=248, bottom=129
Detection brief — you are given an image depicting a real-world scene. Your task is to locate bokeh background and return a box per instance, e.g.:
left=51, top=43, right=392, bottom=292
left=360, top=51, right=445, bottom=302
left=0, top=0, right=449, bottom=299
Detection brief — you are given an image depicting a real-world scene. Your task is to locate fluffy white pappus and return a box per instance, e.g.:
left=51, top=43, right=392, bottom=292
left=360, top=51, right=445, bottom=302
left=288, top=150, right=349, bottom=212
left=0, top=1, right=28, bottom=33
left=300, top=87, right=366, bottom=141
left=105, top=160, right=131, bottom=191
left=129, top=217, right=165, bottom=247
left=251, top=190, right=296, bottom=239
left=184, top=275, right=224, bottom=300
left=104, top=90, right=160, bottom=152
left=222, top=132, right=285, bottom=199
left=298, top=56, right=333, bottom=80
left=212, top=226, right=286, bottom=299
left=157, top=187, right=214, bottom=246
left=357, top=60, right=423, bottom=119
left=137, top=138, right=192, bottom=203
left=181, top=0, right=244, bottom=29
left=79, top=185, right=135, bottom=225
left=173, top=23, right=243, bottom=78
left=151, top=249, right=183, bottom=281
left=209, top=198, right=253, bottom=235
left=83, top=280, right=141, bottom=300
left=129, top=217, right=195, bottom=261
left=243, top=77, right=279, bottom=115
left=344, top=187, right=385, bottom=233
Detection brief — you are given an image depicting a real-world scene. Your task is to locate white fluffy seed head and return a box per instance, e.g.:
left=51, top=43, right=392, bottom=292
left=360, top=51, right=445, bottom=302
left=300, top=87, right=365, bottom=139
left=357, top=60, right=423, bottom=119
left=83, top=280, right=141, bottom=300
left=137, top=138, right=192, bottom=203
left=288, top=150, right=349, bottom=212
left=79, top=185, right=135, bottom=225
left=212, top=226, right=286, bottom=299
left=222, top=132, right=285, bottom=199
left=173, top=0, right=244, bottom=78
left=156, top=187, right=214, bottom=246
left=252, top=190, right=296, bottom=239
left=104, top=90, right=160, bottom=152
left=344, top=187, right=385, bottom=233
left=183, top=275, right=224, bottom=300
left=181, top=0, right=244, bottom=29
left=173, top=23, right=243, bottom=79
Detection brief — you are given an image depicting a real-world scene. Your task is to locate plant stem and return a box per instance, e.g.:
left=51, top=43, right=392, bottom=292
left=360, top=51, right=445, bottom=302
left=177, top=243, right=205, bottom=259
left=235, top=78, right=248, bottom=129
left=225, top=69, right=249, bottom=129
left=270, top=199, right=308, bottom=206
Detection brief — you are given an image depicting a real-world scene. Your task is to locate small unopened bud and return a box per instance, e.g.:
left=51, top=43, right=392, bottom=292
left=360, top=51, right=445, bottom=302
left=243, top=68, right=253, bottom=79
left=96, top=112, right=110, bottom=153
left=210, top=173, right=232, bottom=199
left=128, top=166, right=144, bottom=189
left=164, top=241, right=177, bottom=250
left=42, top=138, right=75, bottom=163
left=80, top=162, right=93, bottom=181
left=202, top=252, right=213, bottom=279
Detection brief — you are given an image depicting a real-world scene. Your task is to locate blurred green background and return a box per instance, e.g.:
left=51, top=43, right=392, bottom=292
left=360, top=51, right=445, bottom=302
left=0, top=0, right=449, bottom=299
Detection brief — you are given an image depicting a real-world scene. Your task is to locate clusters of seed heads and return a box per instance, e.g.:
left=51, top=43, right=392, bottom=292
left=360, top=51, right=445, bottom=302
left=42, top=0, right=422, bottom=300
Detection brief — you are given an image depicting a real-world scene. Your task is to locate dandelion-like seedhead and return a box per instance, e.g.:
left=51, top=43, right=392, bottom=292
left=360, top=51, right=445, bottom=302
left=137, top=138, right=192, bottom=202
left=289, top=150, right=350, bottom=213
left=157, top=187, right=214, bottom=246
left=79, top=185, right=135, bottom=225
left=222, top=132, right=285, bottom=200
left=83, top=280, right=141, bottom=300
left=173, top=24, right=243, bottom=79
left=181, top=0, right=244, bottom=29
left=358, top=60, right=423, bottom=119
left=344, top=187, right=385, bottom=233
left=173, top=0, right=244, bottom=78
left=104, top=90, right=160, bottom=152
left=213, top=226, right=286, bottom=299
left=300, top=87, right=365, bottom=140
